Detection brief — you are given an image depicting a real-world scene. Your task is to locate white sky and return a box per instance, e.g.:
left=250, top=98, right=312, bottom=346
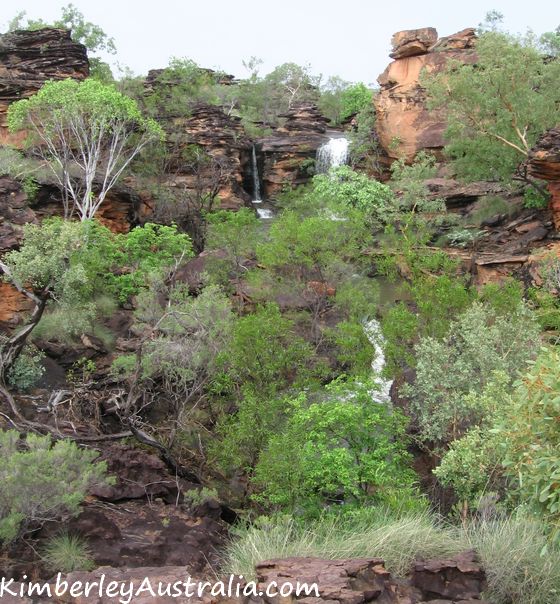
left=1, top=0, right=558, bottom=84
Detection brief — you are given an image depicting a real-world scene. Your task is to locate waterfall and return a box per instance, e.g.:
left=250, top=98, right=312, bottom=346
left=364, top=319, right=393, bottom=404
left=251, top=145, right=262, bottom=203
left=316, top=136, right=349, bottom=173
left=256, top=208, right=274, bottom=219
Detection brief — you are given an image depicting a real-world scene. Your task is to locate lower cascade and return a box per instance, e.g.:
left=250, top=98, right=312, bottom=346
left=364, top=319, right=393, bottom=404
left=316, top=136, right=349, bottom=173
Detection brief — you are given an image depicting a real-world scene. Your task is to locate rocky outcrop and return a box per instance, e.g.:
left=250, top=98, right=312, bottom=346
left=11, top=552, right=488, bottom=603
left=259, top=104, right=330, bottom=198
left=254, top=553, right=487, bottom=603
left=144, top=68, right=252, bottom=210
left=173, top=103, right=252, bottom=210
left=390, top=28, right=438, bottom=59
left=375, top=28, right=477, bottom=161
left=528, top=126, right=560, bottom=229
left=0, top=28, right=89, bottom=145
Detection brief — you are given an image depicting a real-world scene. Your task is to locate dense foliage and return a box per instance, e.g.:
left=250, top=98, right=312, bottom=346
left=0, top=431, right=109, bottom=542
left=424, top=30, right=560, bottom=186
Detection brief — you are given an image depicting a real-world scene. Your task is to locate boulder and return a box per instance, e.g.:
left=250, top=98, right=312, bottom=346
left=375, top=28, right=477, bottom=161
left=0, top=28, right=89, bottom=145
left=410, top=550, right=486, bottom=601
left=390, top=28, right=438, bottom=59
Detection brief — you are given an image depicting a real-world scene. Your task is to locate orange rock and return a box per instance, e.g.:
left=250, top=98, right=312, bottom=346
left=375, top=28, right=477, bottom=162
left=0, top=282, right=33, bottom=328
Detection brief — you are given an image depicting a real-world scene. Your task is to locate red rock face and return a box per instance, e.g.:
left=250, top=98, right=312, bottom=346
left=375, top=28, right=477, bottom=161
left=0, top=28, right=89, bottom=145
left=528, top=127, right=560, bottom=230
left=259, top=104, right=330, bottom=198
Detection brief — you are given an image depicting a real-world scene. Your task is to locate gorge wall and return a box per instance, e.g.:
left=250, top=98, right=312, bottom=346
left=0, top=28, right=89, bottom=146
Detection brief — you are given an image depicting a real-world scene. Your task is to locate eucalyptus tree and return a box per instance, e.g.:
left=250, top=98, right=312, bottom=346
left=8, top=78, right=163, bottom=220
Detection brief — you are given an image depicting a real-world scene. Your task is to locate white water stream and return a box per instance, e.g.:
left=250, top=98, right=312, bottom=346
left=316, top=137, right=349, bottom=173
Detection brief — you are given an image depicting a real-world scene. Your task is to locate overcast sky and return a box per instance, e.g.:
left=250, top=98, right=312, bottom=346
left=1, top=1, right=558, bottom=84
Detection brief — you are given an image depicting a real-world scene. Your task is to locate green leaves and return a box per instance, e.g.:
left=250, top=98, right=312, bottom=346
left=8, top=78, right=164, bottom=220
left=252, top=379, right=415, bottom=513
left=0, top=430, right=109, bottom=542
left=424, top=31, right=560, bottom=182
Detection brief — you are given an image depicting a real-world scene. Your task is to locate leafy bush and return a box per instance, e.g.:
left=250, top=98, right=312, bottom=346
left=252, top=379, right=414, bottom=513
left=339, top=83, right=373, bottom=121
left=6, top=346, right=45, bottom=391
left=404, top=301, right=540, bottom=448
left=311, top=166, right=396, bottom=227
left=0, top=431, right=109, bottom=542
left=497, top=348, right=560, bottom=540
left=436, top=348, right=560, bottom=541
left=42, top=532, right=95, bottom=572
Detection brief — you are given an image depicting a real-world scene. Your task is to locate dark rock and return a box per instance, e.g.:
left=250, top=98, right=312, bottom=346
left=528, top=126, right=560, bottom=230
left=259, top=104, right=331, bottom=199
left=0, top=28, right=89, bottom=145
left=423, top=178, right=509, bottom=209
left=410, top=550, right=486, bottom=601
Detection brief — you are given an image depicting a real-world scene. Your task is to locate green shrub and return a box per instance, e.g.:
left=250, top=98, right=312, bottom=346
left=6, top=346, right=45, bottom=391
left=404, top=301, right=540, bottom=448
left=252, top=379, right=415, bottom=514
left=42, top=532, right=95, bottom=572
left=436, top=348, right=560, bottom=542
left=0, top=431, right=110, bottom=542
left=524, top=186, right=549, bottom=209
left=497, top=348, right=560, bottom=540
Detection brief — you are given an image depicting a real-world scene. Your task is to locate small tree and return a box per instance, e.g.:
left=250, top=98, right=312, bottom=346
left=0, top=430, right=109, bottom=542
left=0, top=219, right=191, bottom=429
left=423, top=31, right=560, bottom=188
left=8, top=78, right=163, bottom=220
left=252, top=380, right=414, bottom=513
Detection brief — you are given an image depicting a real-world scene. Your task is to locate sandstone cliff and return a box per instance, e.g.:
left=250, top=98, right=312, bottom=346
left=375, top=27, right=477, bottom=161
left=0, top=28, right=89, bottom=145
left=259, top=104, right=329, bottom=198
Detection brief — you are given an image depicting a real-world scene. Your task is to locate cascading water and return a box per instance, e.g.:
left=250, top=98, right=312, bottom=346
left=249, top=144, right=274, bottom=219
left=316, top=136, right=349, bottom=173
left=364, top=319, right=393, bottom=404
left=251, top=145, right=262, bottom=203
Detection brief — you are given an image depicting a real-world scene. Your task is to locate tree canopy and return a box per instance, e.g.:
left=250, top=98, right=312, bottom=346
left=423, top=31, right=560, bottom=185
left=8, top=78, right=164, bottom=220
